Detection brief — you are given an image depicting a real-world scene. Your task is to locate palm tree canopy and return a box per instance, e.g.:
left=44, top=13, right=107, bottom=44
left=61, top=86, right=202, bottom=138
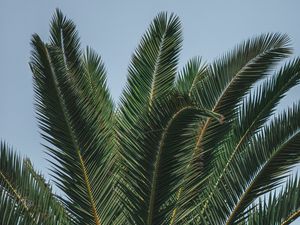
left=1, top=9, right=300, bottom=225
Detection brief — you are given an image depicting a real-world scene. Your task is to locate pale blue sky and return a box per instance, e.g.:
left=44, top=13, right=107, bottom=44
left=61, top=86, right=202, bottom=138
left=1, top=1, right=300, bottom=221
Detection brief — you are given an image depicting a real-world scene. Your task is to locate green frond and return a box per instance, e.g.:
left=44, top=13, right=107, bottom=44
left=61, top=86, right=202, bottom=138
left=194, top=33, right=292, bottom=112
left=170, top=35, right=293, bottom=223
left=224, top=103, right=300, bottom=224
left=2, top=9, right=300, bottom=225
left=0, top=142, right=72, bottom=225
left=29, top=10, right=118, bottom=224
left=49, top=8, right=82, bottom=75
left=237, top=58, right=300, bottom=134
left=115, top=13, right=184, bottom=224
left=0, top=190, right=27, bottom=225
left=176, top=57, right=207, bottom=96
left=117, top=93, right=221, bottom=225
left=119, top=12, right=182, bottom=123
left=191, top=33, right=293, bottom=170
left=192, top=59, right=300, bottom=224
left=194, top=102, right=300, bottom=224
left=246, top=176, right=300, bottom=225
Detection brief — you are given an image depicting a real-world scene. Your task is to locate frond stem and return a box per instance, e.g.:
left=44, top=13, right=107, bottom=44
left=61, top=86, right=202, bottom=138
left=188, top=65, right=207, bottom=97
left=0, top=171, right=29, bottom=212
left=147, top=105, right=196, bottom=225
left=78, top=153, right=101, bottom=225
left=200, top=70, right=299, bottom=215
left=44, top=45, right=101, bottom=225
left=225, top=130, right=300, bottom=225
left=149, top=32, right=166, bottom=109
left=281, top=209, right=300, bottom=225
left=170, top=110, right=222, bottom=224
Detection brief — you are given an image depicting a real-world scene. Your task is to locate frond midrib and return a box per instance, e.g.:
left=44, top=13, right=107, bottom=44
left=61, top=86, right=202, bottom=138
left=147, top=105, right=204, bottom=225
left=0, top=171, right=29, bottom=212
left=147, top=105, right=193, bottom=224
left=188, top=65, right=207, bottom=97
left=169, top=110, right=222, bottom=224
left=281, top=209, right=300, bottom=225
left=225, top=130, right=300, bottom=225
left=0, top=170, right=39, bottom=224
left=148, top=32, right=166, bottom=109
left=44, top=45, right=101, bottom=225
left=200, top=70, right=300, bottom=215
left=171, top=44, right=289, bottom=222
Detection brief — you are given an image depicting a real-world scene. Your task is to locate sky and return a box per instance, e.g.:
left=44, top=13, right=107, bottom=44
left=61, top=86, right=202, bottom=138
left=1, top=0, right=300, bottom=222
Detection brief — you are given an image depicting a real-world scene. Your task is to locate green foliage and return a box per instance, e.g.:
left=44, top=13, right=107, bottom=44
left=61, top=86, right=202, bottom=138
left=0, top=142, right=72, bottom=225
left=1, top=9, right=300, bottom=225
left=245, top=176, right=300, bottom=225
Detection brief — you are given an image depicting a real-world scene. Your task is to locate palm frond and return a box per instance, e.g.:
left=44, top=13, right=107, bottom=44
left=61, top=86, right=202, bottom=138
left=117, top=93, right=222, bottom=224
left=0, top=190, right=28, bottom=225
left=119, top=12, right=182, bottom=122
left=176, top=57, right=207, bottom=96
left=192, top=59, right=300, bottom=224
left=29, top=12, right=118, bottom=224
left=116, top=12, right=184, bottom=224
left=246, top=176, right=300, bottom=225
left=0, top=142, right=71, bottom=225
left=49, top=9, right=82, bottom=76
left=192, top=33, right=293, bottom=171
left=194, top=33, right=292, bottom=112
left=169, top=33, right=292, bottom=224
left=224, top=103, right=300, bottom=224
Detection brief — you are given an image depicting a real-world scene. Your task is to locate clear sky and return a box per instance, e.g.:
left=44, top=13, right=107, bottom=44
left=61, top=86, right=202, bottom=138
left=1, top=1, right=300, bottom=221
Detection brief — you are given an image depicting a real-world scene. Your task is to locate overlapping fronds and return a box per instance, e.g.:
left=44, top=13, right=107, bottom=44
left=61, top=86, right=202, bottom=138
left=116, top=12, right=184, bottom=224
left=224, top=103, right=300, bottom=225
left=117, top=93, right=222, bottom=224
left=1, top=9, right=300, bottom=225
left=176, top=57, right=207, bottom=96
left=245, top=176, right=300, bottom=225
left=29, top=9, right=118, bottom=225
left=0, top=142, right=72, bottom=225
left=191, top=59, right=300, bottom=224
left=169, top=33, right=293, bottom=224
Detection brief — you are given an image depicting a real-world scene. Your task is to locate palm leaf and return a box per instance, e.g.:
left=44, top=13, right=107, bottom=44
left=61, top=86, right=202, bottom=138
left=119, top=12, right=182, bottom=121
left=171, top=33, right=292, bottom=224
left=176, top=56, right=207, bottom=96
left=245, top=176, right=300, bottom=225
left=224, top=103, right=300, bottom=224
left=0, top=142, right=71, bottom=225
left=30, top=20, right=117, bottom=224
left=195, top=59, right=300, bottom=224
left=117, top=92, right=222, bottom=224
left=49, top=9, right=82, bottom=76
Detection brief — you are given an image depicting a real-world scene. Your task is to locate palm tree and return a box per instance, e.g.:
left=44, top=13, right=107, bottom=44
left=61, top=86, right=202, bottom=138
left=1, top=9, right=300, bottom=225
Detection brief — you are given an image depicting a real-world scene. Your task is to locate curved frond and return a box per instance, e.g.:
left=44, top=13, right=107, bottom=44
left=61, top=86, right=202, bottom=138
left=29, top=11, right=117, bottom=224
left=195, top=33, right=292, bottom=111
left=246, top=176, right=300, bottom=225
left=194, top=59, right=300, bottom=224
left=118, top=93, right=221, bottom=225
left=176, top=57, right=207, bottom=96
left=119, top=12, right=182, bottom=122
left=225, top=103, right=300, bottom=224
left=170, top=33, right=292, bottom=224
left=0, top=142, right=71, bottom=225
